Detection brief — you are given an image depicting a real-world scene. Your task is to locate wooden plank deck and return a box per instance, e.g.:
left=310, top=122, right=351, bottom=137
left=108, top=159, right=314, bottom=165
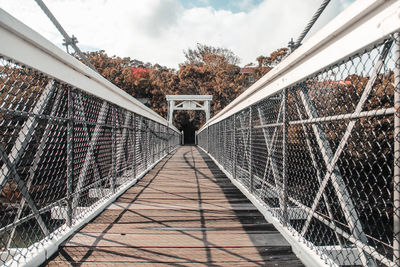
left=44, top=146, right=303, bottom=266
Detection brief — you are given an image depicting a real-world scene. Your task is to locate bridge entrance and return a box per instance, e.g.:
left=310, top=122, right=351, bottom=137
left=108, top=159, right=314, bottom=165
left=166, top=95, right=212, bottom=145
left=182, top=122, right=196, bottom=144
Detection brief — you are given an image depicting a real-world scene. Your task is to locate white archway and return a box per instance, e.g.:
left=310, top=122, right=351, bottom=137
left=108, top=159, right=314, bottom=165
left=166, top=95, right=212, bottom=124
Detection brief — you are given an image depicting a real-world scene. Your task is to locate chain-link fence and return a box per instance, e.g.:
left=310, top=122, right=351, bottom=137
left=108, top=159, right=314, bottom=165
left=0, top=42, right=180, bottom=267
left=198, top=32, right=400, bottom=266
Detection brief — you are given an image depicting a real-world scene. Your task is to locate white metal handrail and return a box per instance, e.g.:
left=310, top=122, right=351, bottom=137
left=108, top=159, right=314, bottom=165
left=0, top=8, right=181, bottom=267
left=0, top=8, right=178, bottom=132
left=198, top=0, right=400, bottom=132
left=197, top=1, right=400, bottom=266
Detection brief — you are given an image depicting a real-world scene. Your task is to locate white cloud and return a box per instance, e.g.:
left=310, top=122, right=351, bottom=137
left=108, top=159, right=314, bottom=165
left=0, top=0, right=352, bottom=68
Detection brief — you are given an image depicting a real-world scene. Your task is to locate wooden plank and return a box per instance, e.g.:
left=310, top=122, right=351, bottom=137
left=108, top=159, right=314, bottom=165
left=44, top=146, right=303, bottom=266
left=95, top=208, right=262, bottom=218
left=116, top=192, right=247, bottom=199
left=106, top=202, right=257, bottom=210
left=66, top=232, right=289, bottom=247
left=47, top=247, right=301, bottom=264
left=91, top=215, right=269, bottom=224
left=80, top=223, right=278, bottom=234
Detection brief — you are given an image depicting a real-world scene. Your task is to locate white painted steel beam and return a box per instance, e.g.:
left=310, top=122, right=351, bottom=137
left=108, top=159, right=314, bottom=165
left=0, top=81, right=55, bottom=194
left=71, top=101, right=109, bottom=212
left=166, top=95, right=212, bottom=101
left=166, top=95, right=212, bottom=123
left=6, top=89, right=64, bottom=248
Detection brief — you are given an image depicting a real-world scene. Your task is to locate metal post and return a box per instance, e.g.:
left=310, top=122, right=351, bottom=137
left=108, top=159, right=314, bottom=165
left=133, top=113, right=136, bottom=179
left=249, top=107, right=253, bottom=193
left=168, top=100, right=174, bottom=124
left=394, top=31, right=400, bottom=266
left=157, top=124, right=160, bottom=160
left=167, top=128, right=170, bottom=153
left=152, top=122, right=155, bottom=164
left=223, top=120, right=226, bottom=167
left=205, top=100, right=211, bottom=122
left=281, top=88, right=288, bottom=226
left=144, top=119, right=148, bottom=170
left=160, top=125, right=162, bottom=157
left=233, top=114, right=237, bottom=180
left=216, top=123, right=220, bottom=161
left=207, top=127, right=210, bottom=153
left=66, top=87, right=74, bottom=227
left=112, top=105, right=116, bottom=193
left=153, top=123, right=156, bottom=161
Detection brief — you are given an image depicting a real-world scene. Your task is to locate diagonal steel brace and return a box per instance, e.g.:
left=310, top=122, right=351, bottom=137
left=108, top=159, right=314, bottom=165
left=0, top=80, right=56, bottom=194
left=71, top=100, right=109, bottom=212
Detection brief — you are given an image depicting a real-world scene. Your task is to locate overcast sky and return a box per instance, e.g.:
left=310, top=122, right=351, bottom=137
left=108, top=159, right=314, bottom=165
left=1, top=0, right=355, bottom=68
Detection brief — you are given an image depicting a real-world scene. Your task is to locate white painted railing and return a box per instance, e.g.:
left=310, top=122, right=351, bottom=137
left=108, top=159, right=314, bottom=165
left=0, top=8, right=181, bottom=267
left=197, top=0, right=400, bottom=266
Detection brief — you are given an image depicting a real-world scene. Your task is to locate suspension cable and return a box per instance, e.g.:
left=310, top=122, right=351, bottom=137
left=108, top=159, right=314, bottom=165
left=290, top=0, right=331, bottom=50
left=34, top=0, right=97, bottom=72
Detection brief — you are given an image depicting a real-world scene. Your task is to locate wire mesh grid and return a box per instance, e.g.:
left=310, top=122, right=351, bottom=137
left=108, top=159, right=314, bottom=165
left=197, top=35, right=400, bottom=266
left=0, top=56, right=180, bottom=265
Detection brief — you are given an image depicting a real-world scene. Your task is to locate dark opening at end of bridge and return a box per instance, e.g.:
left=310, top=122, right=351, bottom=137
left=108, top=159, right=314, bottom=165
left=181, top=122, right=196, bottom=145
left=178, top=111, right=204, bottom=145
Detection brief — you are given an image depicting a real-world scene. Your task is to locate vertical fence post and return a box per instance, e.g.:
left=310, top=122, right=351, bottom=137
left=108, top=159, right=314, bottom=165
left=233, top=114, right=237, bottom=180
left=156, top=123, right=159, bottom=160
left=281, top=88, right=288, bottom=226
left=152, top=122, right=155, bottom=163
left=133, top=113, right=136, bottom=179
left=224, top=120, right=227, bottom=168
left=207, top=127, right=209, bottom=153
left=163, top=126, right=165, bottom=156
left=112, top=105, right=116, bottom=193
left=167, top=128, right=170, bottom=153
left=161, top=126, right=164, bottom=156
left=216, top=124, right=220, bottom=161
left=66, top=87, right=74, bottom=227
left=394, top=32, right=400, bottom=266
left=159, top=125, right=161, bottom=158
left=143, top=119, right=148, bottom=170
left=249, top=106, right=253, bottom=193
left=152, top=122, right=155, bottom=164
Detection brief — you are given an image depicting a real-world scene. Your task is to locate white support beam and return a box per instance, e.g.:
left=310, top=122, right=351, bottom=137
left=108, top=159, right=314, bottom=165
left=71, top=101, right=109, bottom=212
left=0, top=81, right=55, bottom=194
left=166, top=95, right=212, bottom=124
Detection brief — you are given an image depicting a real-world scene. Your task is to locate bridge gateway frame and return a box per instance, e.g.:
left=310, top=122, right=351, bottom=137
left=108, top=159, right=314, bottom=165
left=166, top=95, right=212, bottom=124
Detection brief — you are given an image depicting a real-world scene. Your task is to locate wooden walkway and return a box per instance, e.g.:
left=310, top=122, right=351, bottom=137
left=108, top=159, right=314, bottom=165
left=45, top=146, right=303, bottom=266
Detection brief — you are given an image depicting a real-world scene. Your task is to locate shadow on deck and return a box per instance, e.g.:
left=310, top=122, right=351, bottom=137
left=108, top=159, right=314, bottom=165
left=43, top=146, right=303, bottom=266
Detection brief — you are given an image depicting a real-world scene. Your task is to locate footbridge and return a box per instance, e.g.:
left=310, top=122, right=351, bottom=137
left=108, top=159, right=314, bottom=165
left=1, top=1, right=400, bottom=266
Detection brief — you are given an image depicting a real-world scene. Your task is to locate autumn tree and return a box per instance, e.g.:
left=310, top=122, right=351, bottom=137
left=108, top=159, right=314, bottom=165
left=176, top=44, right=248, bottom=128
left=82, top=45, right=290, bottom=130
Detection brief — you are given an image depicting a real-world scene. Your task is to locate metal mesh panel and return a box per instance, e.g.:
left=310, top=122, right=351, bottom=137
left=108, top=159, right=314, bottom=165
left=0, top=56, right=180, bottom=265
left=197, top=35, right=400, bottom=266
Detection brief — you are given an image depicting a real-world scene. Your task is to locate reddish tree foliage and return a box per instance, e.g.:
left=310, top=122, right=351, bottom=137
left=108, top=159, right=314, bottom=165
left=83, top=45, right=288, bottom=130
left=132, top=67, right=150, bottom=78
